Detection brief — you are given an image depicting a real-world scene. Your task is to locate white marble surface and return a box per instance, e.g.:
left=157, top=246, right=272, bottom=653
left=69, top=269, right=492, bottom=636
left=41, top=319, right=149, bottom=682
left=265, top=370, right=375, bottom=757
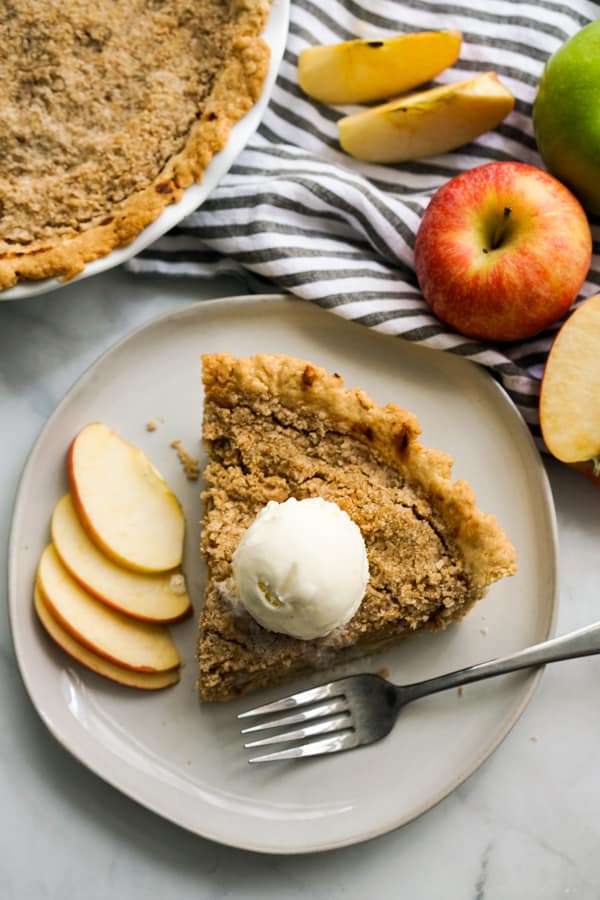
left=1, top=268, right=600, bottom=899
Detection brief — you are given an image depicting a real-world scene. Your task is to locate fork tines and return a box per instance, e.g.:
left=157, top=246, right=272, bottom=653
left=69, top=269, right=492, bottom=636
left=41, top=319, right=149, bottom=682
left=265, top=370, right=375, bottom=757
left=238, top=678, right=357, bottom=763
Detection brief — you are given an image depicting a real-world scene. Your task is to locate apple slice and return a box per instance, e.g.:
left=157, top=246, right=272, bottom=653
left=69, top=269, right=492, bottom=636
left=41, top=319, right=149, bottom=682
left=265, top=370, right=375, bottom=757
left=52, top=494, right=191, bottom=623
left=34, top=585, right=180, bottom=690
left=539, top=295, right=600, bottom=464
left=298, top=30, right=461, bottom=104
left=68, top=422, right=185, bottom=573
left=338, top=72, right=514, bottom=163
left=37, top=545, right=181, bottom=672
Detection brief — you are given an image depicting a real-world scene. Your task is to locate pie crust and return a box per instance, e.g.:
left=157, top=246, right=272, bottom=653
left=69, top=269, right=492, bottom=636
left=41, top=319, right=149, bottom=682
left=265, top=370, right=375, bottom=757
left=0, top=0, right=270, bottom=290
left=198, top=353, right=517, bottom=701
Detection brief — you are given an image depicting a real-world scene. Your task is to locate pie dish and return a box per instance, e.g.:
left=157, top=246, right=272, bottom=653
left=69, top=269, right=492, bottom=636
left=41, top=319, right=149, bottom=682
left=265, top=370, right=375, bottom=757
left=198, top=352, right=517, bottom=701
left=0, top=0, right=271, bottom=291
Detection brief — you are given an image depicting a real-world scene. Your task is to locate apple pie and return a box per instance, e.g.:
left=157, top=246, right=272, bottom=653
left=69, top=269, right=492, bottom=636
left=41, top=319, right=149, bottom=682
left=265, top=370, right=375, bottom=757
left=198, top=353, right=517, bottom=701
left=0, top=0, right=270, bottom=290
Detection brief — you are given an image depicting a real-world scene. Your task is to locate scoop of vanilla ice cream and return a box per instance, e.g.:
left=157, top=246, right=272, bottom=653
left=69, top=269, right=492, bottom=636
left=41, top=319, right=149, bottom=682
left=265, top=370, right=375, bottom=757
left=232, top=497, right=369, bottom=640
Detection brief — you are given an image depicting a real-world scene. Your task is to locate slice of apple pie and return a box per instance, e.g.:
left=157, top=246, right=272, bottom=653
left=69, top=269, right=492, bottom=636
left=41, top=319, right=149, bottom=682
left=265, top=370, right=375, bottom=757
left=198, top=353, right=517, bottom=701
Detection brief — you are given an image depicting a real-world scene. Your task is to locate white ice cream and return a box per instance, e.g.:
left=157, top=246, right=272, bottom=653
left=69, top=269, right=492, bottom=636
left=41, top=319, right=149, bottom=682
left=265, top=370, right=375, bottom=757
left=232, top=497, right=369, bottom=640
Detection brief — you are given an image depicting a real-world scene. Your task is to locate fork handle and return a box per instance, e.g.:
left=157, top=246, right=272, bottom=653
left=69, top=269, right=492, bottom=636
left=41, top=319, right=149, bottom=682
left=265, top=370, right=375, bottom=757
left=402, top=620, right=600, bottom=702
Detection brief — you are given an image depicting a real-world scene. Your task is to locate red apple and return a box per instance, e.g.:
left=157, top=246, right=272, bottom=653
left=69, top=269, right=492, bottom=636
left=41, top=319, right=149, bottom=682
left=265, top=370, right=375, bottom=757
left=414, top=162, right=592, bottom=342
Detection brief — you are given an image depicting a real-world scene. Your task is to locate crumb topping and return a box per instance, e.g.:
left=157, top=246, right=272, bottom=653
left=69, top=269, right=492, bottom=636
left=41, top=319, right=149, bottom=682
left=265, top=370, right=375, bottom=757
left=170, top=439, right=200, bottom=481
left=0, top=0, right=270, bottom=287
left=197, top=353, right=517, bottom=701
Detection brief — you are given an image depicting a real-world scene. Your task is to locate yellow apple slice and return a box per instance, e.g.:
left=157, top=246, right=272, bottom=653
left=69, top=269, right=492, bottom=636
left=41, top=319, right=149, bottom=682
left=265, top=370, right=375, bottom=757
left=68, top=422, right=185, bottom=573
left=37, top=545, right=181, bottom=672
left=52, top=494, right=191, bottom=623
left=539, top=295, right=600, bottom=463
left=34, top=585, right=180, bottom=690
left=338, top=72, right=515, bottom=163
left=298, top=30, right=462, bottom=104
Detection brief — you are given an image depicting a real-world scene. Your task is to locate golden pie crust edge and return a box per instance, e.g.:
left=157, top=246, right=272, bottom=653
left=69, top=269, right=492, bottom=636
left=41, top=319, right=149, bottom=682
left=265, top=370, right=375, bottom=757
left=0, top=1, right=271, bottom=291
left=202, top=352, right=518, bottom=593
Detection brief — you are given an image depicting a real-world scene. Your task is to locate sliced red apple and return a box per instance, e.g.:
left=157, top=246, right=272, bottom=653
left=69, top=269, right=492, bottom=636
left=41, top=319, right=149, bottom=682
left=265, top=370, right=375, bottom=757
left=51, top=494, right=191, bottom=622
left=34, top=585, right=180, bottom=690
left=539, top=295, right=600, bottom=463
left=68, top=422, right=185, bottom=573
left=37, top=544, right=180, bottom=672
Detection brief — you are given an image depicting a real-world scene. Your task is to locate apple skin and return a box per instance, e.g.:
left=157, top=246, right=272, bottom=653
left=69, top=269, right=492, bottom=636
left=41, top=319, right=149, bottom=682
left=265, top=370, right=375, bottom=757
left=299, top=30, right=462, bottom=105
left=533, top=21, right=600, bottom=215
left=34, top=585, right=180, bottom=690
left=68, top=422, right=185, bottom=573
left=569, top=461, right=600, bottom=489
left=338, top=72, right=514, bottom=164
left=37, top=544, right=181, bottom=673
left=52, top=494, right=192, bottom=624
left=414, top=162, right=592, bottom=342
left=539, top=293, right=600, bottom=470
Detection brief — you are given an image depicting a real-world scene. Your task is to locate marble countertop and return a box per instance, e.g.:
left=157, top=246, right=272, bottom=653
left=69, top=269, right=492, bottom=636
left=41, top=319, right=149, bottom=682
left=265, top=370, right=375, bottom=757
left=2, top=268, right=599, bottom=900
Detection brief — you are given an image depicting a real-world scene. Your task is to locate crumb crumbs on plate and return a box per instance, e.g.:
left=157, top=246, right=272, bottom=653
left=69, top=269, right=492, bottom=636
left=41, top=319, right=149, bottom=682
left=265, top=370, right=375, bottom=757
left=146, top=420, right=159, bottom=432
left=170, top=439, right=200, bottom=480
left=530, top=735, right=538, bottom=743
left=377, top=666, right=390, bottom=679
left=458, top=685, right=465, bottom=697
left=480, top=627, right=489, bottom=636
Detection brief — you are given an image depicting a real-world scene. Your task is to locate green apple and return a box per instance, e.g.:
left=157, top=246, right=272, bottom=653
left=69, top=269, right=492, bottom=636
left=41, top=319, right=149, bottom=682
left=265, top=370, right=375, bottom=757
left=534, top=21, right=600, bottom=215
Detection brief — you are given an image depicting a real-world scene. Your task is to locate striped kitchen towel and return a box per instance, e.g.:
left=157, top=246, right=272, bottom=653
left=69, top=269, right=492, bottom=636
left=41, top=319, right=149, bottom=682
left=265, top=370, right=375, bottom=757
left=127, top=0, right=600, bottom=448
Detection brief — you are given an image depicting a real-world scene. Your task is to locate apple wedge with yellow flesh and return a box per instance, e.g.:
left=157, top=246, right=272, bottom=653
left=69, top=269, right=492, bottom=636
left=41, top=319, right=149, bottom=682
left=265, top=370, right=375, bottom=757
left=52, top=494, right=191, bottom=623
left=298, top=30, right=461, bottom=104
left=540, top=295, right=600, bottom=470
left=69, top=422, right=184, bottom=573
left=37, top=545, right=180, bottom=672
left=34, top=585, right=180, bottom=689
left=338, top=72, right=514, bottom=163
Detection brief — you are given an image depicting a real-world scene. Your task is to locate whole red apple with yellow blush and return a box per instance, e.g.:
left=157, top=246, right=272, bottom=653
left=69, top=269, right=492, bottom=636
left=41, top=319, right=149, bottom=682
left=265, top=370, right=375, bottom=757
left=414, top=162, right=592, bottom=342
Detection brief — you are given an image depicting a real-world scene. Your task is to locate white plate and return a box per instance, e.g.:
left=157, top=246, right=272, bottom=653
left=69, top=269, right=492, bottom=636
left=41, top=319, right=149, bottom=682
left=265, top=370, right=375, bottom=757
left=1, top=1, right=289, bottom=302
left=9, top=295, right=558, bottom=853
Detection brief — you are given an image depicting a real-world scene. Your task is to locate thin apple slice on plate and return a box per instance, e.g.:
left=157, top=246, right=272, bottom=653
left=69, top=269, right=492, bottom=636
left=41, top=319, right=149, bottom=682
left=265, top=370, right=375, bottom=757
left=540, top=294, right=600, bottom=465
left=37, top=545, right=181, bottom=672
left=338, top=72, right=514, bottom=163
left=52, top=494, right=191, bottom=622
left=34, top=585, right=180, bottom=690
left=299, top=30, right=461, bottom=104
left=69, top=422, right=185, bottom=573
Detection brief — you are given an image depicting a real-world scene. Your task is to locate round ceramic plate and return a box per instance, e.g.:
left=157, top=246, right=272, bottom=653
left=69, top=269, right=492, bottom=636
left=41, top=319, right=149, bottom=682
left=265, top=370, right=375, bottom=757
left=9, top=295, right=558, bottom=854
left=1, top=0, right=289, bottom=302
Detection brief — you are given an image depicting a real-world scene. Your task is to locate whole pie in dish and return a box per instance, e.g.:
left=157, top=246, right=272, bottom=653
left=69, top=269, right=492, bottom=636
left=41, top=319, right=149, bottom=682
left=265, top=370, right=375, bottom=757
left=198, top=353, right=517, bottom=701
left=0, top=0, right=271, bottom=290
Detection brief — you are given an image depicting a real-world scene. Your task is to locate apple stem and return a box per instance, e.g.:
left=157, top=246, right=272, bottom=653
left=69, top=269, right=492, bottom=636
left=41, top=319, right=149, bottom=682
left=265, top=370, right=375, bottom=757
left=489, top=206, right=512, bottom=251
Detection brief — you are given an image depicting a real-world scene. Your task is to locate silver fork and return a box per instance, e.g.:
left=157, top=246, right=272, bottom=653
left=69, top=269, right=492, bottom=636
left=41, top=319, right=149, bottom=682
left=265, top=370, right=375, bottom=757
left=239, top=620, right=600, bottom=762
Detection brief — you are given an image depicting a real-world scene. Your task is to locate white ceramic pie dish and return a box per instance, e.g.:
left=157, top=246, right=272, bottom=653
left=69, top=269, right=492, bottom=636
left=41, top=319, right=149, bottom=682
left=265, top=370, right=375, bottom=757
left=0, top=0, right=289, bottom=302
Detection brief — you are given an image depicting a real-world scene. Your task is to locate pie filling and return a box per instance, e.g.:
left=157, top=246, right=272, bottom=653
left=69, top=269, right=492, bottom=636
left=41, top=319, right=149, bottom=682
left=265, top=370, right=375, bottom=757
left=0, top=0, right=270, bottom=286
left=197, top=354, right=517, bottom=701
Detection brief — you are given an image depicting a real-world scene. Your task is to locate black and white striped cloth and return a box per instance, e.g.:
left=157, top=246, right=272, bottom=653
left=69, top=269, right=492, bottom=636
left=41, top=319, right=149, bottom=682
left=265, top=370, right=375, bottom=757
left=127, top=0, right=600, bottom=448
